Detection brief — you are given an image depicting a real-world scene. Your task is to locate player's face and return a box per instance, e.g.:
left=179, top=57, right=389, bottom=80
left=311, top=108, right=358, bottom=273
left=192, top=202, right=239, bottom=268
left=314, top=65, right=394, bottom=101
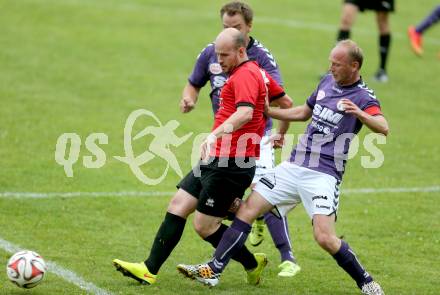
left=222, top=13, right=252, bottom=37
left=215, top=43, right=240, bottom=73
left=329, top=47, right=357, bottom=85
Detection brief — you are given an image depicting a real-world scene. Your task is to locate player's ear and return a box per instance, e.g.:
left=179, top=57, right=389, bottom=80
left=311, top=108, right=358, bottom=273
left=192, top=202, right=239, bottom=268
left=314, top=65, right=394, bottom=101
left=239, top=46, right=246, bottom=57
left=352, top=61, right=359, bottom=71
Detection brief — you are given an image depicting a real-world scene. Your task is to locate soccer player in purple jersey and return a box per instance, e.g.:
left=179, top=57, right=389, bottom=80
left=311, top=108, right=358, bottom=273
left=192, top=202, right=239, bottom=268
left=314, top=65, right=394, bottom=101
left=181, top=1, right=300, bottom=277
left=177, top=40, right=389, bottom=295
left=408, top=5, right=440, bottom=56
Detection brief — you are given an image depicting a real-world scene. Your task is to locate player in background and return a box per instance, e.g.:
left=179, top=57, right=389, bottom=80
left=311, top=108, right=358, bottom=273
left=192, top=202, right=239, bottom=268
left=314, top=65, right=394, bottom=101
left=333, top=0, right=394, bottom=82
left=180, top=1, right=300, bottom=277
left=408, top=5, right=440, bottom=56
left=177, top=39, right=389, bottom=295
left=113, top=28, right=291, bottom=286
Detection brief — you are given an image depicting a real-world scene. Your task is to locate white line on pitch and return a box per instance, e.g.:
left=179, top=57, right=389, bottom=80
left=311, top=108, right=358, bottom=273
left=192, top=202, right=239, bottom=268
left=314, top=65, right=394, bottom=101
left=0, top=191, right=174, bottom=199
left=23, top=0, right=440, bottom=45
left=0, top=237, right=113, bottom=295
left=343, top=185, right=440, bottom=194
left=0, top=186, right=439, bottom=199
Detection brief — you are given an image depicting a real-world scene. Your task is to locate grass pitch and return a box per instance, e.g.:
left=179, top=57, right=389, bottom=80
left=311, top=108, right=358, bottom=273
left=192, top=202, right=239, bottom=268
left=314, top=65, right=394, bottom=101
left=1, top=0, right=439, bottom=294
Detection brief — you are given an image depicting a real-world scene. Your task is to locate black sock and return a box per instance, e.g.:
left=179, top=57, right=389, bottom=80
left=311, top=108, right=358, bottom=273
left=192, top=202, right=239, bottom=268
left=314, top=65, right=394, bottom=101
left=337, top=29, right=350, bottom=41
left=144, top=212, right=186, bottom=274
left=204, top=223, right=257, bottom=270
left=379, top=34, right=391, bottom=71
left=332, top=240, right=373, bottom=289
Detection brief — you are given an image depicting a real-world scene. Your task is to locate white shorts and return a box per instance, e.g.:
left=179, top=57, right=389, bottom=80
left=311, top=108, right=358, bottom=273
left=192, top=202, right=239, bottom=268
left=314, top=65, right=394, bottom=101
left=254, top=161, right=340, bottom=218
left=252, top=135, right=275, bottom=184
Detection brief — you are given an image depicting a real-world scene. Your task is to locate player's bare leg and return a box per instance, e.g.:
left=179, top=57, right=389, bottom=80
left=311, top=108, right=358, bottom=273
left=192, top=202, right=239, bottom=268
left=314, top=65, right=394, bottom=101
left=338, top=3, right=358, bottom=40
left=313, top=214, right=384, bottom=294
left=374, top=12, right=391, bottom=82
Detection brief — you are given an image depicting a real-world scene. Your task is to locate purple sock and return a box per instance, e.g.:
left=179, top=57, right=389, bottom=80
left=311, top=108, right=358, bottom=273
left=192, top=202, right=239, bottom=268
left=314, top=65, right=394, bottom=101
left=416, top=5, right=440, bottom=34
left=332, top=240, right=373, bottom=289
left=208, top=218, right=251, bottom=273
left=264, top=213, right=296, bottom=263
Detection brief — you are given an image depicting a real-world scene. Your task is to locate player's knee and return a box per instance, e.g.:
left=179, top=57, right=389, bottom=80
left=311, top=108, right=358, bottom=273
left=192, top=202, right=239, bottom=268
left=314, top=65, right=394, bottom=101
left=167, top=191, right=196, bottom=218
left=313, top=231, right=333, bottom=251
left=236, top=199, right=260, bottom=224
left=192, top=219, right=216, bottom=238
left=340, top=17, right=353, bottom=30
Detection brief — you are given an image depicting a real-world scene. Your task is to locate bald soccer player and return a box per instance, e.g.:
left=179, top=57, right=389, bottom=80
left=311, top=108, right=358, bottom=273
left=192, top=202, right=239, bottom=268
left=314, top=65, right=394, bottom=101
left=178, top=40, right=388, bottom=295
left=113, top=28, right=290, bottom=286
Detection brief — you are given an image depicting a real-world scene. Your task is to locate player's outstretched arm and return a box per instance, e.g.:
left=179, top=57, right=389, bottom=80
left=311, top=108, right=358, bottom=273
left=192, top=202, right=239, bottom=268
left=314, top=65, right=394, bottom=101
left=360, top=114, right=389, bottom=136
left=340, top=98, right=389, bottom=136
left=180, top=83, right=200, bottom=113
left=266, top=103, right=312, bottom=122
left=269, top=94, right=293, bottom=148
left=211, top=106, right=254, bottom=137
left=200, top=106, right=253, bottom=161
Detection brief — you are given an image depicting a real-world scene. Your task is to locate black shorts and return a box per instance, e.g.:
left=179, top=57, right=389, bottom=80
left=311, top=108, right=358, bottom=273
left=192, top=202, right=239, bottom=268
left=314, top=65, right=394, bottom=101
left=344, top=0, right=394, bottom=12
left=177, top=157, right=256, bottom=218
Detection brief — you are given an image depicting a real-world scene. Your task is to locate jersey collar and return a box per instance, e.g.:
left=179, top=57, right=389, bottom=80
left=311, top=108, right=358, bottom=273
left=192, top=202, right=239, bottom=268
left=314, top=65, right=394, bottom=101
left=230, top=60, right=254, bottom=75
left=247, top=36, right=255, bottom=50
left=338, top=77, right=363, bottom=89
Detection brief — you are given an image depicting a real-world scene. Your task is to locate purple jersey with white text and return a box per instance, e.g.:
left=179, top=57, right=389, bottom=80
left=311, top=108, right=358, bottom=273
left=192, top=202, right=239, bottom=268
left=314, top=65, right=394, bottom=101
left=188, top=37, right=282, bottom=132
left=290, top=74, right=382, bottom=181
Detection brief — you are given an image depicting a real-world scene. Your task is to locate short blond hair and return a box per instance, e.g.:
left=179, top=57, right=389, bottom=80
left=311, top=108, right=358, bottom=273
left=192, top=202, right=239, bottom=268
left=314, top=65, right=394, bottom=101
left=336, top=39, right=364, bottom=69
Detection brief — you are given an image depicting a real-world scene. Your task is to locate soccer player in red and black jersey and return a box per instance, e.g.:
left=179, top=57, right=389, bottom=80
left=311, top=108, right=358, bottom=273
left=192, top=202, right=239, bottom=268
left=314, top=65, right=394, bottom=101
left=113, top=28, right=290, bottom=286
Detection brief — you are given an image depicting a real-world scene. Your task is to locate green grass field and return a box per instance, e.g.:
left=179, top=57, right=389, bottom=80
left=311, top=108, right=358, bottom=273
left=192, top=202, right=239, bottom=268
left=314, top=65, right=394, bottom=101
left=1, top=0, right=440, bottom=294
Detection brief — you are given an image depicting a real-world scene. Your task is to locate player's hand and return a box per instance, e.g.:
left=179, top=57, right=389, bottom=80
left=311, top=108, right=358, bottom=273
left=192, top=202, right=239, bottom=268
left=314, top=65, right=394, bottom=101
left=273, top=133, right=285, bottom=149
left=339, top=98, right=362, bottom=117
left=180, top=97, right=195, bottom=113
left=263, top=133, right=285, bottom=149
left=200, top=134, right=216, bottom=163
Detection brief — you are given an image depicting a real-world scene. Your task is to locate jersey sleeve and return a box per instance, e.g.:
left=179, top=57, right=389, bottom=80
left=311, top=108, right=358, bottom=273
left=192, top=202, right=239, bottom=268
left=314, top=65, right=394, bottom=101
left=255, top=48, right=284, bottom=86
left=359, top=90, right=382, bottom=115
left=306, top=88, right=318, bottom=109
left=188, top=44, right=213, bottom=88
left=266, top=71, right=285, bottom=101
left=233, top=71, right=260, bottom=108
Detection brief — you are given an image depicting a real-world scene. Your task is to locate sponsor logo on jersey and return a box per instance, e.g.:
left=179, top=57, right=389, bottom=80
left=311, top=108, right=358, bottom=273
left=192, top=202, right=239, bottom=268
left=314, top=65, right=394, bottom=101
left=312, top=195, right=328, bottom=201
left=213, top=75, right=227, bottom=88
left=332, top=86, right=343, bottom=94
left=209, top=63, right=223, bottom=75
left=316, top=90, right=326, bottom=100
left=313, top=104, right=344, bottom=125
left=206, top=198, right=215, bottom=207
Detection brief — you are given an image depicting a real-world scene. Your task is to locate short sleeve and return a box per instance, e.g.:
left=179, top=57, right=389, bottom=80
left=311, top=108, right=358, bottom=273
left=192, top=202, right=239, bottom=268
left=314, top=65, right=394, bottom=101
left=258, top=56, right=283, bottom=86
left=306, top=88, right=318, bottom=109
left=188, top=44, right=213, bottom=88
left=254, top=41, right=283, bottom=86
left=359, top=91, right=381, bottom=111
left=265, top=71, right=285, bottom=101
